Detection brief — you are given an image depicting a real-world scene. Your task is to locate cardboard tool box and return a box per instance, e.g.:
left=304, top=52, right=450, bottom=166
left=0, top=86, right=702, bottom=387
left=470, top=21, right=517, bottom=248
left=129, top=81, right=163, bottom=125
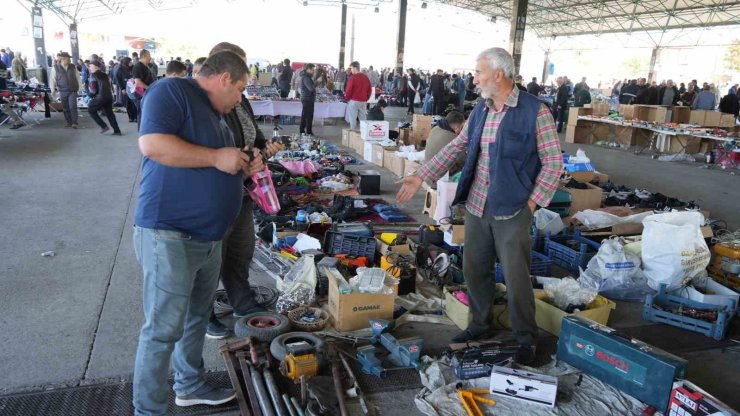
left=489, top=365, right=558, bottom=408
left=447, top=343, right=518, bottom=380
left=557, top=315, right=688, bottom=412
left=667, top=380, right=738, bottom=416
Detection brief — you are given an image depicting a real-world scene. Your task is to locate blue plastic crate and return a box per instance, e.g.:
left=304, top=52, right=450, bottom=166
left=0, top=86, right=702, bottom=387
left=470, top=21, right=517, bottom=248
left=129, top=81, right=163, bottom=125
left=544, top=229, right=601, bottom=274
left=495, top=250, right=552, bottom=283
left=643, top=284, right=734, bottom=340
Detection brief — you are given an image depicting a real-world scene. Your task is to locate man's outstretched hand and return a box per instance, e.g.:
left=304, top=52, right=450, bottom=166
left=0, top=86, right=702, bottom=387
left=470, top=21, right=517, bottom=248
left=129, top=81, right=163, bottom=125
left=396, top=175, right=423, bottom=203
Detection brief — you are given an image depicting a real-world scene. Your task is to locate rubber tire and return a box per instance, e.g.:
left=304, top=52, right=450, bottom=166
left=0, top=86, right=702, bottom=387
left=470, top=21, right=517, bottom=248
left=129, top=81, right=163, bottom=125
left=269, top=332, right=326, bottom=363
left=234, top=312, right=290, bottom=343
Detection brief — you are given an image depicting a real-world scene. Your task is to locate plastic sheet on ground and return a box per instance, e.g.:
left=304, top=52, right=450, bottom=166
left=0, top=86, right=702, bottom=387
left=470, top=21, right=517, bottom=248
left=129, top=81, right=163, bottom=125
left=658, top=153, right=696, bottom=163
left=573, top=209, right=653, bottom=230
left=414, top=356, right=647, bottom=416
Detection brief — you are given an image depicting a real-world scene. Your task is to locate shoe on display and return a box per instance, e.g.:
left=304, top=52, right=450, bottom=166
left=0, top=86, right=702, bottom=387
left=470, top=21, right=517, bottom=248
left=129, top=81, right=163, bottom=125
left=205, top=319, right=231, bottom=340
left=175, top=383, right=236, bottom=407
left=515, top=344, right=537, bottom=365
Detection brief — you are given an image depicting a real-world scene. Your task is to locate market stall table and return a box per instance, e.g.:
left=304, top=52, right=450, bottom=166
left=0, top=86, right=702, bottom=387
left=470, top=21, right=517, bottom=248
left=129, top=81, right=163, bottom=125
left=249, top=99, right=348, bottom=119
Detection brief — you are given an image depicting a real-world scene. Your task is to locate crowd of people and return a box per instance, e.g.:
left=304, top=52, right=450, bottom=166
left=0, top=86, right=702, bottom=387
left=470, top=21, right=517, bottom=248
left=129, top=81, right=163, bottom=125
left=613, top=77, right=738, bottom=113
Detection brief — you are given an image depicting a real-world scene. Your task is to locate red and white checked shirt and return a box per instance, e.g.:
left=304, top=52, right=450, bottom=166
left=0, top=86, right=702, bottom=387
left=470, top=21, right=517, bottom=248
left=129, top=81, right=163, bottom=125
left=419, top=87, right=563, bottom=218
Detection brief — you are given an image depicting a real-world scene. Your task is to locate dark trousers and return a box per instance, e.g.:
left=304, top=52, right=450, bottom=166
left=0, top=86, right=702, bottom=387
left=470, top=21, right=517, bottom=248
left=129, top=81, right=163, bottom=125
left=123, top=94, right=137, bottom=122
left=88, top=100, right=121, bottom=133
left=300, top=100, right=315, bottom=135
left=134, top=97, right=143, bottom=131
left=556, top=104, right=568, bottom=132
left=209, top=199, right=258, bottom=323
left=463, top=207, right=537, bottom=345
left=407, top=91, right=416, bottom=114
left=434, top=93, right=445, bottom=115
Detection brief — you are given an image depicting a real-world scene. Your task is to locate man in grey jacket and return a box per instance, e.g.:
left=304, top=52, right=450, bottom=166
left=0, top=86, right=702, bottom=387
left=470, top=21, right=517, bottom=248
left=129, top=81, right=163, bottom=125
left=300, top=64, right=316, bottom=136
left=53, top=52, right=80, bottom=128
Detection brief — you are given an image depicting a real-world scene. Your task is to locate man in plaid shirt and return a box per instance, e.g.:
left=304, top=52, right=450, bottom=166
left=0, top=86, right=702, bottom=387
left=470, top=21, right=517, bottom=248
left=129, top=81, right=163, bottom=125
left=397, top=48, right=563, bottom=364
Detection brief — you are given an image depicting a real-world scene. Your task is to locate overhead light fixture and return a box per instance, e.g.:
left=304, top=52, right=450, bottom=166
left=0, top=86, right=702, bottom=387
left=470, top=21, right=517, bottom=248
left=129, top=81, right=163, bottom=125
left=422, top=2, right=427, bottom=9
left=491, top=15, right=496, bottom=23
left=375, top=6, right=379, bottom=12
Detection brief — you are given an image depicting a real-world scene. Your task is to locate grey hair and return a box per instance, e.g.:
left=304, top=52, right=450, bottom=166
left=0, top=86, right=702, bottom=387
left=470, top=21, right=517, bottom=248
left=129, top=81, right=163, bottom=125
left=477, top=47, right=514, bottom=79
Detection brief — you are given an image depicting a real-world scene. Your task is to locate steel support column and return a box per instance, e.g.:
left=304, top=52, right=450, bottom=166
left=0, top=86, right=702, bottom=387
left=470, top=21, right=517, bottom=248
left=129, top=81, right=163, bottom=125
left=509, top=0, right=528, bottom=76
left=395, top=0, right=407, bottom=74
left=70, top=22, right=80, bottom=64
left=31, top=5, right=49, bottom=73
left=350, top=14, right=355, bottom=63
left=647, top=47, right=659, bottom=83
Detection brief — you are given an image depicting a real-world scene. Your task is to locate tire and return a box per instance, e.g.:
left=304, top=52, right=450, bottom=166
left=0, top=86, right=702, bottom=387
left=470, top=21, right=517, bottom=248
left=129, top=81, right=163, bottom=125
left=269, top=332, right=326, bottom=363
left=234, top=312, right=290, bottom=343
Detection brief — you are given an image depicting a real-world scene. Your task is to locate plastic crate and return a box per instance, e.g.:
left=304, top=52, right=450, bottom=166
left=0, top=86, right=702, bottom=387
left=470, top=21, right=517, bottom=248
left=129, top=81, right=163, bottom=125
left=643, top=284, right=734, bottom=340
left=495, top=251, right=552, bottom=283
left=324, top=231, right=377, bottom=262
left=544, top=229, right=601, bottom=274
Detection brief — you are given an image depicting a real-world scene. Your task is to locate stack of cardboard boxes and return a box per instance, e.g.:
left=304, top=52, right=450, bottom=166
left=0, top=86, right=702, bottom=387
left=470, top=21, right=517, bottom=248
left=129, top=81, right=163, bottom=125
left=565, top=107, right=609, bottom=144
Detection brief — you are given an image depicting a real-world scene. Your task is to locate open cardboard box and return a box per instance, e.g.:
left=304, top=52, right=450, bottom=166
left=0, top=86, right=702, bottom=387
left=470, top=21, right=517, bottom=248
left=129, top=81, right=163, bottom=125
left=534, top=291, right=615, bottom=336
left=325, top=267, right=395, bottom=332
left=444, top=285, right=511, bottom=330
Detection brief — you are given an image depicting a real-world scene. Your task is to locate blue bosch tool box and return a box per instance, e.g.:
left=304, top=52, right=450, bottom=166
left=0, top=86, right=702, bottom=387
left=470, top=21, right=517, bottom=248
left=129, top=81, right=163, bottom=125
left=557, top=315, right=688, bottom=411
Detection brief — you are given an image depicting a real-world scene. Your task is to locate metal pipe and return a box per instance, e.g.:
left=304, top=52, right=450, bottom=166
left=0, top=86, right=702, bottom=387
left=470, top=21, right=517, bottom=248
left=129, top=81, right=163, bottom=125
left=300, top=375, right=307, bottom=408
left=282, top=394, right=298, bottom=416
left=290, top=397, right=305, bottom=416
left=264, top=368, right=289, bottom=416
left=251, top=367, right=276, bottom=416
left=331, top=359, right=349, bottom=416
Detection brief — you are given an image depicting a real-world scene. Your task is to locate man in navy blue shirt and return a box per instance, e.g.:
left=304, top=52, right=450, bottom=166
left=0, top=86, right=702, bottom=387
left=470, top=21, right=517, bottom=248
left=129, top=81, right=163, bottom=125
left=132, top=50, right=262, bottom=416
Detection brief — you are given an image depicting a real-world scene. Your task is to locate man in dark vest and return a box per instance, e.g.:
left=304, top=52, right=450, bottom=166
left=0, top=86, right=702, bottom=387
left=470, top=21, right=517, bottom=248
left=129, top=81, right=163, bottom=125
left=53, top=52, right=80, bottom=128
left=396, top=47, right=563, bottom=365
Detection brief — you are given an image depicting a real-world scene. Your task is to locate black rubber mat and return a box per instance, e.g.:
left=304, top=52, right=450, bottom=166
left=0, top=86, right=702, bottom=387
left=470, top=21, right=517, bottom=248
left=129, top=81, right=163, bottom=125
left=0, top=372, right=237, bottom=416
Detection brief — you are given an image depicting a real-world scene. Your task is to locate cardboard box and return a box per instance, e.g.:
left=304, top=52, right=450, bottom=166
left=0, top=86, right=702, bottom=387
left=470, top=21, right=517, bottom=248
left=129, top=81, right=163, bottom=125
left=387, top=153, right=406, bottom=177
left=673, top=277, right=739, bottom=309
left=633, top=105, right=653, bottom=121
left=490, top=366, right=558, bottom=408
left=567, top=107, right=592, bottom=125
left=397, top=128, right=411, bottom=145
left=326, top=267, right=395, bottom=331
left=412, top=114, right=433, bottom=129
left=647, top=106, right=669, bottom=123
left=668, top=380, right=737, bottom=416
left=669, top=135, right=701, bottom=154
left=341, top=129, right=352, bottom=147
left=371, top=144, right=385, bottom=166
left=534, top=291, right=616, bottom=336
left=404, top=160, right=421, bottom=177
left=689, top=110, right=707, bottom=126
left=719, top=113, right=736, bottom=128
left=620, top=104, right=635, bottom=119
left=441, top=224, right=465, bottom=245
left=360, top=120, right=389, bottom=140
left=349, top=130, right=364, bottom=154
left=591, top=102, right=609, bottom=117
left=671, top=106, right=691, bottom=124
left=566, top=122, right=609, bottom=144
left=411, top=126, right=432, bottom=145
left=422, top=183, right=437, bottom=217
left=377, top=241, right=412, bottom=257
left=382, top=147, right=398, bottom=169
left=614, top=126, right=650, bottom=148
left=592, top=171, right=609, bottom=186
left=562, top=183, right=603, bottom=215
left=703, top=111, right=721, bottom=127
left=444, top=285, right=511, bottom=330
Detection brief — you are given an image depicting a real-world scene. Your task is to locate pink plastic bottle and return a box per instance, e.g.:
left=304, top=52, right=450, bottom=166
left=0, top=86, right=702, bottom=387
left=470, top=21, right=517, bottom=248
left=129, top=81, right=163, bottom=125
left=247, top=167, right=281, bottom=215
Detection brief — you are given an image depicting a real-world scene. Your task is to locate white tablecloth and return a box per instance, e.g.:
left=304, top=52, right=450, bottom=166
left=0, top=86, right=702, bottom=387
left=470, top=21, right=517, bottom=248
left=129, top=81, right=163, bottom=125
left=250, top=100, right=347, bottom=118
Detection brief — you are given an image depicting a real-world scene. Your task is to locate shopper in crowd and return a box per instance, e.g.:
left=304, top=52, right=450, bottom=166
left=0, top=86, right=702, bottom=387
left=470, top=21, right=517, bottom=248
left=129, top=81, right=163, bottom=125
left=0, top=49, right=10, bottom=69
left=555, top=76, right=569, bottom=133
left=398, top=71, right=408, bottom=106
left=299, top=63, right=317, bottom=136
left=452, top=73, right=467, bottom=112
left=574, top=77, right=587, bottom=96
left=147, top=56, right=159, bottom=79
left=619, top=79, right=639, bottom=104
left=278, top=59, right=293, bottom=98
left=646, top=81, right=659, bottom=105
left=11, top=52, right=26, bottom=81
left=132, top=50, right=262, bottom=415
left=192, top=57, right=206, bottom=77
left=659, top=79, right=679, bottom=106
left=513, top=75, right=527, bottom=93
left=132, top=49, right=155, bottom=127
left=424, top=111, right=466, bottom=179
left=367, top=98, right=387, bottom=121
left=368, top=65, right=379, bottom=87
left=116, top=57, right=137, bottom=123
left=719, top=89, right=739, bottom=118
left=681, top=83, right=697, bottom=106
left=634, top=78, right=649, bottom=104
left=678, top=82, right=686, bottom=96
left=430, top=69, right=446, bottom=116
left=344, top=61, right=371, bottom=129
left=52, top=52, right=81, bottom=128
left=184, top=59, right=193, bottom=77
left=574, top=82, right=591, bottom=107
left=203, top=42, right=282, bottom=340
left=692, top=84, right=717, bottom=110
left=396, top=47, right=563, bottom=365
left=407, top=68, right=421, bottom=115
left=729, top=84, right=738, bottom=95
left=87, top=60, right=121, bottom=136
left=527, top=77, right=541, bottom=96
left=313, top=65, right=327, bottom=89
left=166, top=60, right=188, bottom=78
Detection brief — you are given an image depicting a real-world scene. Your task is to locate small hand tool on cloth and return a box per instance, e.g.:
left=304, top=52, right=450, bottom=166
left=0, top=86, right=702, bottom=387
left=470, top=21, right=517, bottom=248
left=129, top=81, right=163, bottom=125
left=456, top=383, right=496, bottom=416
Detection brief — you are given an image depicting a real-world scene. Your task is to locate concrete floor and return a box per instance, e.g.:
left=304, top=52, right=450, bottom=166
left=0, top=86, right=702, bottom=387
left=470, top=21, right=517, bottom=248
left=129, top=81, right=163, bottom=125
left=0, top=106, right=738, bottom=415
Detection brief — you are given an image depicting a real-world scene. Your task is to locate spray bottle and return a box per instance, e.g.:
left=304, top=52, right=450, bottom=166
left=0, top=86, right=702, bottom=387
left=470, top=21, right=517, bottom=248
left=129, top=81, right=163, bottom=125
left=243, top=146, right=281, bottom=215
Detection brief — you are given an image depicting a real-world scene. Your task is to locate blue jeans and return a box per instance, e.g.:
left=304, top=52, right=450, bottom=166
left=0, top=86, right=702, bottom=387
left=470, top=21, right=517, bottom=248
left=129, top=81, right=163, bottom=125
left=132, top=226, right=222, bottom=416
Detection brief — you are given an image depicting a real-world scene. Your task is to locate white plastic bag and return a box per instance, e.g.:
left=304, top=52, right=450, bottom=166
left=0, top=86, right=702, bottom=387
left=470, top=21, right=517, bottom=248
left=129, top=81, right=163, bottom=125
left=641, top=212, right=711, bottom=291
left=579, top=238, right=654, bottom=301
left=534, top=208, right=565, bottom=235
left=543, top=277, right=597, bottom=311
left=573, top=210, right=653, bottom=230
left=276, top=254, right=318, bottom=312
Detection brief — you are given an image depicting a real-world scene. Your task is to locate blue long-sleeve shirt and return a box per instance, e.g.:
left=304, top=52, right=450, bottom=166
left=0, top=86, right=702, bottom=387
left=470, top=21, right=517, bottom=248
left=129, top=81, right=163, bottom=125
left=692, top=90, right=716, bottom=110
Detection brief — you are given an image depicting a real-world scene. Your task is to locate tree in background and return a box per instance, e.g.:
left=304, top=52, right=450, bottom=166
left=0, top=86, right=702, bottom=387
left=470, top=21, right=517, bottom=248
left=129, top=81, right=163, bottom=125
left=725, top=40, right=740, bottom=72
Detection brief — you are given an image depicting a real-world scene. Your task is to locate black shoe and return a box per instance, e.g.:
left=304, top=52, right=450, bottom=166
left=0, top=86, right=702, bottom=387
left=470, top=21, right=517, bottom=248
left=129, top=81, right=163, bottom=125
left=451, top=329, right=494, bottom=343
left=205, top=319, right=231, bottom=339
left=112, top=131, right=122, bottom=136
left=9, top=123, right=22, bottom=130
left=515, top=344, right=537, bottom=365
